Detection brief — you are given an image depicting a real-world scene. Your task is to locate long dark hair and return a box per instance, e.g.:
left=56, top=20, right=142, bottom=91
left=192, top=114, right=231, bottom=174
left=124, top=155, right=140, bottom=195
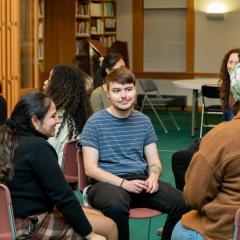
left=45, top=64, right=91, bottom=140
left=219, top=48, right=240, bottom=109
left=0, top=92, right=51, bottom=184
left=93, top=52, right=124, bottom=89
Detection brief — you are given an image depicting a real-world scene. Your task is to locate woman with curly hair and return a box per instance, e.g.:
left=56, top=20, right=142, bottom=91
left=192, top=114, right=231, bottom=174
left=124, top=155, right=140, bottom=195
left=219, top=48, right=240, bottom=120
left=44, top=64, right=92, bottom=167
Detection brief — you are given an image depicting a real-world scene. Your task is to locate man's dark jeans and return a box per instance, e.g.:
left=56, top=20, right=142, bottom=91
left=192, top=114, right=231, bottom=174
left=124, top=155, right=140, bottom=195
left=88, top=176, right=189, bottom=240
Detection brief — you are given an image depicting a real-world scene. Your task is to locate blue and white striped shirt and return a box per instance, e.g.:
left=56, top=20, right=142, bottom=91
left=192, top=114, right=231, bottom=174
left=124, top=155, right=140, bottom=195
left=78, top=109, right=157, bottom=176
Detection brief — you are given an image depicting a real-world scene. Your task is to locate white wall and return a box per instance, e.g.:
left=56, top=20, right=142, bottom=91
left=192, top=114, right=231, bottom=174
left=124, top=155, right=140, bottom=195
left=116, top=0, right=133, bottom=68
left=116, top=0, right=240, bottom=106
left=195, top=0, right=240, bottom=72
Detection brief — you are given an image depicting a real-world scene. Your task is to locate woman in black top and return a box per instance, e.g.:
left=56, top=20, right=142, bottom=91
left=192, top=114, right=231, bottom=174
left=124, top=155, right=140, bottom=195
left=0, top=92, right=117, bottom=240
left=0, top=83, right=7, bottom=125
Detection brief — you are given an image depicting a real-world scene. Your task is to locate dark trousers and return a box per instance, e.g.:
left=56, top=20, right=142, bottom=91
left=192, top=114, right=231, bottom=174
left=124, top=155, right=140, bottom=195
left=171, top=150, right=194, bottom=191
left=171, top=139, right=201, bottom=191
left=88, top=180, right=189, bottom=240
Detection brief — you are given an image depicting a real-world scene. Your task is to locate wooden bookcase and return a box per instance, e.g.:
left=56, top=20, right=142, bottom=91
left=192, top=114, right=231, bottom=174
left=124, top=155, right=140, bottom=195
left=44, top=0, right=75, bottom=73
left=38, top=0, right=44, bottom=72
left=75, top=0, right=116, bottom=55
left=38, top=0, right=117, bottom=73
left=1, top=0, right=39, bottom=114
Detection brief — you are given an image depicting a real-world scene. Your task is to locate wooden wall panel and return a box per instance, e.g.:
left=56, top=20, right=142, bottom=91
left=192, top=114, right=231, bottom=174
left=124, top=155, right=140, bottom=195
left=45, top=0, right=75, bottom=73
left=186, top=0, right=194, bottom=73
left=132, top=0, right=143, bottom=73
left=1, top=0, right=38, bottom=114
left=6, top=0, right=19, bottom=113
left=0, top=0, right=7, bottom=97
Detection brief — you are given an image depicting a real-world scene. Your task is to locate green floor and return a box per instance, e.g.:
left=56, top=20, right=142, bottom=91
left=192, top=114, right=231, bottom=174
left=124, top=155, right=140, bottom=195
left=75, top=109, right=223, bottom=240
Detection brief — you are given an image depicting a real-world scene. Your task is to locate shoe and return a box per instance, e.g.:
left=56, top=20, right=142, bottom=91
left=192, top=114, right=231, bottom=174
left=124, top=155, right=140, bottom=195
left=156, top=227, right=163, bottom=236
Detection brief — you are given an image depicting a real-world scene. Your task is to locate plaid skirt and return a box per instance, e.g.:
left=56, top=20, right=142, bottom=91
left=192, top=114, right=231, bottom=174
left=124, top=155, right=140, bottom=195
left=15, top=208, right=84, bottom=239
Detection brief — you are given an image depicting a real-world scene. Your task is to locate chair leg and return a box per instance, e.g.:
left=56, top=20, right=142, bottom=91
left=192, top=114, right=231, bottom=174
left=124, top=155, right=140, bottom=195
left=200, top=104, right=204, bottom=138
left=140, top=95, right=147, bottom=112
left=147, top=217, right=152, bottom=240
left=151, top=105, right=168, bottom=133
left=168, top=111, right=180, bottom=130
left=144, top=98, right=168, bottom=133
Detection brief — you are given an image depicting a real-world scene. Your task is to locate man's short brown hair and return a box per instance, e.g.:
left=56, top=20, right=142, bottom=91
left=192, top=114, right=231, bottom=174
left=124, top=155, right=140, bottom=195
left=106, top=67, right=135, bottom=90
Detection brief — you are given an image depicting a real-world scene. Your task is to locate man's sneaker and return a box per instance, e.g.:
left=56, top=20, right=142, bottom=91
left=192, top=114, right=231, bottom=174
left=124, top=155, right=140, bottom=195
left=156, top=227, right=163, bottom=236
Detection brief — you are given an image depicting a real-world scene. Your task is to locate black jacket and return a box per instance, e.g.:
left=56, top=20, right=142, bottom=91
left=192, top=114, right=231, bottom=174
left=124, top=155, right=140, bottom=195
left=8, top=127, right=92, bottom=237
left=0, top=95, right=7, bottom=125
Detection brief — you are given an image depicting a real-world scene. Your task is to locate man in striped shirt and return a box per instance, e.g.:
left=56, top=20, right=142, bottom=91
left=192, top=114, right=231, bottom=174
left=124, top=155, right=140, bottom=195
left=78, top=67, right=188, bottom=240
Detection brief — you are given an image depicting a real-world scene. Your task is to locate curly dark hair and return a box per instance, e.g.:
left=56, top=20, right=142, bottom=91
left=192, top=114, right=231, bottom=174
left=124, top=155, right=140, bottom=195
left=93, top=52, right=124, bottom=89
left=45, top=64, right=91, bottom=140
left=219, top=48, right=240, bottom=109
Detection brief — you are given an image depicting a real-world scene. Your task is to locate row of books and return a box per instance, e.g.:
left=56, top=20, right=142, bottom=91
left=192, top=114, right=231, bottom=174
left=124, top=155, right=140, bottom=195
left=38, top=0, right=44, bottom=17
left=94, top=35, right=116, bottom=48
left=104, top=18, right=116, bottom=32
left=38, top=22, right=43, bottom=39
left=90, top=2, right=115, bottom=17
left=38, top=42, right=44, bottom=59
left=91, top=19, right=104, bottom=34
left=76, top=21, right=90, bottom=36
left=39, top=61, right=44, bottom=72
left=104, top=2, right=115, bottom=17
left=75, top=1, right=89, bottom=17
left=90, top=2, right=102, bottom=16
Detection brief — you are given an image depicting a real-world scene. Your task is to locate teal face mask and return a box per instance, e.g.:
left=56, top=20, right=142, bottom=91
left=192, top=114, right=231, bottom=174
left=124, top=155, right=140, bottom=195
left=230, top=63, right=240, bottom=102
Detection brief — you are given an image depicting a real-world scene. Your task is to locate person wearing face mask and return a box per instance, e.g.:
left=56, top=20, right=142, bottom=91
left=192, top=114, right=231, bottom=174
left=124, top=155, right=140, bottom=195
left=229, top=63, right=240, bottom=114
left=170, top=48, right=240, bottom=194
left=171, top=63, right=240, bottom=240
left=219, top=48, right=240, bottom=120
left=90, top=52, right=126, bottom=113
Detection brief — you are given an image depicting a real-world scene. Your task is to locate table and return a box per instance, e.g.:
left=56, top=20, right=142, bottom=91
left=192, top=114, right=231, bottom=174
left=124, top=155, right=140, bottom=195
left=173, top=79, right=218, bottom=137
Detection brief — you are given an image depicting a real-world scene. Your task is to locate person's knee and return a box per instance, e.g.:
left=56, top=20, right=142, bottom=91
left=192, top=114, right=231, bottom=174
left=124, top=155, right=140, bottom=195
left=172, top=151, right=192, bottom=169
left=101, top=216, right=118, bottom=240
left=104, top=201, right=128, bottom=218
left=109, top=219, right=118, bottom=239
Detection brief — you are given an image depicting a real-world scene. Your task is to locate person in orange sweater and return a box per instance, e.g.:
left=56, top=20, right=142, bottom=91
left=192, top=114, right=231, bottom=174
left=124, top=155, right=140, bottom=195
left=171, top=63, right=240, bottom=239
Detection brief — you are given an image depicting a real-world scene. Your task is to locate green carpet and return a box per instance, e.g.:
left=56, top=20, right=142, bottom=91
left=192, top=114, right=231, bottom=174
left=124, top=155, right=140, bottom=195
left=75, top=109, right=223, bottom=240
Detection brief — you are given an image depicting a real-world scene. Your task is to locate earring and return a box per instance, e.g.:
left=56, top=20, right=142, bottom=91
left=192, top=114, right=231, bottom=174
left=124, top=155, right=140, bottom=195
left=36, top=126, right=39, bottom=130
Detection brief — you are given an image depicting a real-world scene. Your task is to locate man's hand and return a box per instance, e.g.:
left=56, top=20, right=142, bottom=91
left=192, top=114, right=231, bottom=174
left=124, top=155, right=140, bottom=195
left=145, top=175, right=159, bottom=194
left=122, top=179, right=148, bottom=193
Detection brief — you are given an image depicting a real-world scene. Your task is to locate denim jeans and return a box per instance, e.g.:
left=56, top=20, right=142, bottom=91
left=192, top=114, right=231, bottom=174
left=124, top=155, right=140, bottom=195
left=223, top=107, right=234, bottom=121
left=171, top=221, right=205, bottom=240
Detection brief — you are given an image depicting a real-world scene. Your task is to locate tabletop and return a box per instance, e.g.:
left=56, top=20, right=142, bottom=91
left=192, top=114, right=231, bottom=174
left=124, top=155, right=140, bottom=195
left=173, top=79, right=218, bottom=90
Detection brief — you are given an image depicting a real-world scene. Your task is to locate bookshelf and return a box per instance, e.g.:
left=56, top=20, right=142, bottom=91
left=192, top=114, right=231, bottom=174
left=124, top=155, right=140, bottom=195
left=75, top=0, right=116, bottom=55
left=38, top=0, right=44, bottom=72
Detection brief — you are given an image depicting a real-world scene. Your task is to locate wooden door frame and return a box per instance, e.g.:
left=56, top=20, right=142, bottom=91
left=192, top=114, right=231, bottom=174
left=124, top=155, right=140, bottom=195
left=132, top=0, right=195, bottom=79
